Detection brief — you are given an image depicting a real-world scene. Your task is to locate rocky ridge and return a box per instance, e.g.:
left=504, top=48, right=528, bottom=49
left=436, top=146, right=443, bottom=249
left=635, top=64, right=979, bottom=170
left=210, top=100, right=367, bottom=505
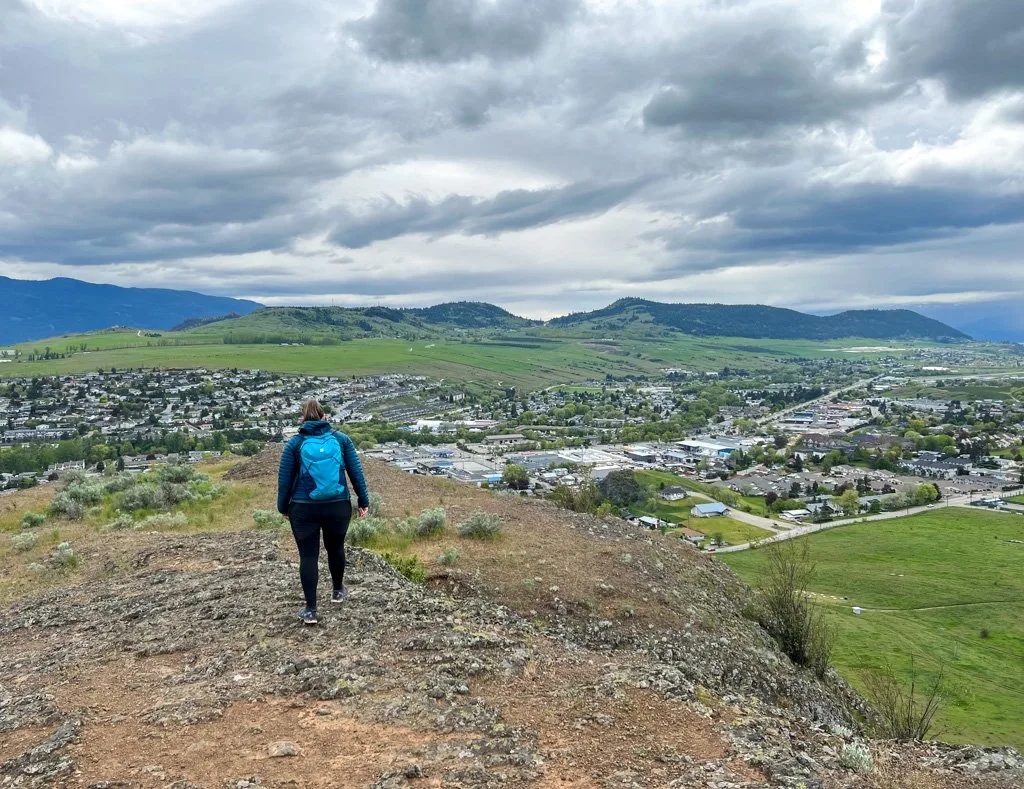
left=0, top=454, right=1020, bottom=788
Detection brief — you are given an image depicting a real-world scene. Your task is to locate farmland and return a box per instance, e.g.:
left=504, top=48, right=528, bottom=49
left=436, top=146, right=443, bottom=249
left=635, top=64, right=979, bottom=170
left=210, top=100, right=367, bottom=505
left=5, top=323, right=950, bottom=389
left=721, top=508, right=1024, bottom=749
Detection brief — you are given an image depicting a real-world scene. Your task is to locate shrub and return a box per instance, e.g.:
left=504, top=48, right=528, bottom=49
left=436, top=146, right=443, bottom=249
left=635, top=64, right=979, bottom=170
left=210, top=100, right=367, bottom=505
left=49, top=492, right=85, bottom=521
left=158, top=481, right=195, bottom=506
left=754, top=541, right=833, bottom=678
left=65, top=482, right=105, bottom=505
left=140, top=512, right=188, bottom=530
left=863, top=657, right=944, bottom=741
left=416, top=507, right=446, bottom=538
left=27, top=562, right=46, bottom=574
left=52, top=542, right=78, bottom=569
left=60, top=470, right=88, bottom=486
left=394, top=518, right=417, bottom=538
left=21, top=511, right=46, bottom=529
left=12, top=532, right=39, bottom=553
left=437, top=547, right=461, bottom=566
left=102, top=514, right=138, bottom=532
left=980, top=628, right=990, bottom=639
left=156, top=463, right=197, bottom=484
left=119, top=484, right=163, bottom=512
left=368, top=491, right=384, bottom=517
left=457, top=511, right=503, bottom=540
left=187, top=479, right=225, bottom=501
left=839, top=743, right=873, bottom=774
left=253, top=510, right=288, bottom=530
left=103, top=473, right=137, bottom=494
left=379, top=551, right=426, bottom=583
left=346, top=516, right=387, bottom=546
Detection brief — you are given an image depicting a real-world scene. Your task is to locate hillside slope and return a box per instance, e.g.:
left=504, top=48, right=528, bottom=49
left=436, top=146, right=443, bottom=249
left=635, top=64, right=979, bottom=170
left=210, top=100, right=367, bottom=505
left=0, top=277, right=261, bottom=346
left=1, top=455, right=1019, bottom=787
left=549, top=299, right=969, bottom=340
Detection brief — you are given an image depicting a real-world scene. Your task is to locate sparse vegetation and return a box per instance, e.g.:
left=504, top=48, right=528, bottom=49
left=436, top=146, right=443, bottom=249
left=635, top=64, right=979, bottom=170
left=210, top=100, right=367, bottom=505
left=252, top=510, right=288, bottom=530
left=416, top=507, right=446, bottom=537
left=457, top=511, right=503, bottom=540
left=379, top=551, right=427, bottom=584
left=12, top=532, right=39, bottom=553
left=48, top=492, right=85, bottom=521
left=347, top=516, right=386, bottom=545
left=368, top=491, right=384, bottom=517
left=437, top=547, right=461, bottom=566
left=51, top=542, right=77, bottom=569
left=139, top=512, right=188, bottom=530
left=21, top=511, right=46, bottom=530
left=102, top=514, right=138, bottom=532
left=839, top=742, right=873, bottom=774
left=864, top=658, right=944, bottom=741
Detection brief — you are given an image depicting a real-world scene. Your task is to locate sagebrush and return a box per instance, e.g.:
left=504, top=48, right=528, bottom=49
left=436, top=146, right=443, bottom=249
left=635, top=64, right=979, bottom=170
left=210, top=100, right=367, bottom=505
left=457, top=511, right=503, bottom=539
left=416, top=507, right=446, bottom=537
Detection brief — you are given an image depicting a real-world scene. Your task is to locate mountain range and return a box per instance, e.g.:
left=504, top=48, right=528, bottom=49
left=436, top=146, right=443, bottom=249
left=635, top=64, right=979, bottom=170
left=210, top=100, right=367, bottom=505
left=0, top=276, right=973, bottom=345
left=0, top=277, right=261, bottom=346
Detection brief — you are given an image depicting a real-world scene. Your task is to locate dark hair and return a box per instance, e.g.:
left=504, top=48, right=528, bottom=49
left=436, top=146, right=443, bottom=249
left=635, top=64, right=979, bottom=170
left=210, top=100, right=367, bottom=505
left=301, top=399, right=325, bottom=422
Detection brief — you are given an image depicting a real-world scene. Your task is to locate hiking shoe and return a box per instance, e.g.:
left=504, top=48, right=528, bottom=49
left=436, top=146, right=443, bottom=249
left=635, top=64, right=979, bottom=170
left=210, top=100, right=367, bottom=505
left=331, top=587, right=349, bottom=604
left=298, top=606, right=318, bottom=625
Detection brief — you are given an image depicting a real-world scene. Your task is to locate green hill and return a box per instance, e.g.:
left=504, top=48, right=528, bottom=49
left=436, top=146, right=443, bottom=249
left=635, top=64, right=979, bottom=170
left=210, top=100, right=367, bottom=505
left=185, top=302, right=535, bottom=344
left=549, top=298, right=968, bottom=341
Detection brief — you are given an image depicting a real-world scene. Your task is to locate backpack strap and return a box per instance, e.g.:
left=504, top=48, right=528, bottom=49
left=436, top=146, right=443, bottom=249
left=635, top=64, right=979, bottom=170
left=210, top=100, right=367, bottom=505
left=288, top=434, right=305, bottom=501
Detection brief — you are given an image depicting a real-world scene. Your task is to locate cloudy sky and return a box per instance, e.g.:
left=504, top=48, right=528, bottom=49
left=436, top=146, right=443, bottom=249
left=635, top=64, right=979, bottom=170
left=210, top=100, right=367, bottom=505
left=1, top=0, right=1022, bottom=332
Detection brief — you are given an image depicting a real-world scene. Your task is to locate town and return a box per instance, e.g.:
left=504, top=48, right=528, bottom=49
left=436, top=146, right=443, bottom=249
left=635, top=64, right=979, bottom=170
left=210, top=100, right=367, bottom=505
left=3, top=365, right=1022, bottom=550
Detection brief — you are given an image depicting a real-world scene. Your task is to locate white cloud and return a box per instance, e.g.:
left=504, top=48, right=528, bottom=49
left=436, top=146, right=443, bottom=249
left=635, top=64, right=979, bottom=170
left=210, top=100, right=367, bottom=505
left=0, top=0, right=1022, bottom=336
left=0, top=126, right=52, bottom=165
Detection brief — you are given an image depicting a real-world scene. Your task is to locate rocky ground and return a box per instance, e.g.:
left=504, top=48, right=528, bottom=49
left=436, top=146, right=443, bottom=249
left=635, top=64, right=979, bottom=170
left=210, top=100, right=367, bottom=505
left=1, top=451, right=1020, bottom=788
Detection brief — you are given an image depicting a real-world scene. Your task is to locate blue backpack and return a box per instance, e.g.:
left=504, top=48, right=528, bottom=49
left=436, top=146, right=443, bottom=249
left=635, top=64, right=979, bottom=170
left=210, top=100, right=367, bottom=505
left=299, top=433, right=346, bottom=500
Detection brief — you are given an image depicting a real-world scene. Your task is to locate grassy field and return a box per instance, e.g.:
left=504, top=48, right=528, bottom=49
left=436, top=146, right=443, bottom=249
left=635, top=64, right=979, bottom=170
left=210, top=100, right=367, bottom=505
left=6, top=327, right=955, bottom=387
left=1006, top=495, right=1024, bottom=505
left=720, top=508, right=1024, bottom=748
left=665, top=516, right=772, bottom=548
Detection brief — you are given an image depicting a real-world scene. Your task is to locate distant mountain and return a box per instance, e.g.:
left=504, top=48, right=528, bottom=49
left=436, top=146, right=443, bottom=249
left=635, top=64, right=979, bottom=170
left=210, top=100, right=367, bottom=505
left=914, top=302, right=1024, bottom=344
left=0, top=277, right=262, bottom=345
left=549, top=298, right=969, bottom=341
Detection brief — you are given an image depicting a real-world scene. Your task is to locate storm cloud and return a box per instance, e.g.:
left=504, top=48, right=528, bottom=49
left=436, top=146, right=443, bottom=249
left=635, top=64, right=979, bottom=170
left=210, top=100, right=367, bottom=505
left=1, top=0, right=1023, bottom=331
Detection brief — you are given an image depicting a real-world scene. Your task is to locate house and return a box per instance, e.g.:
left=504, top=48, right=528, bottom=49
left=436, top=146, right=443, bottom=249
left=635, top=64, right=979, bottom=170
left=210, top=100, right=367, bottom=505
left=660, top=486, right=689, bottom=501
left=636, top=515, right=663, bottom=529
left=780, top=508, right=812, bottom=522
left=691, top=502, right=728, bottom=518
left=676, top=527, right=706, bottom=543
left=483, top=434, right=527, bottom=446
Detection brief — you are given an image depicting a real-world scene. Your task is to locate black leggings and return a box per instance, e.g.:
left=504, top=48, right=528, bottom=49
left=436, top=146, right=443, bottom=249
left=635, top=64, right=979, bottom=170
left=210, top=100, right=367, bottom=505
left=289, top=500, right=352, bottom=608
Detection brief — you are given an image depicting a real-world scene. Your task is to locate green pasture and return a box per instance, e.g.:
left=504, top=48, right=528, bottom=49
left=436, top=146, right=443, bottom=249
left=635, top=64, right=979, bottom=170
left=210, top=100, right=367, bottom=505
left=721, top=508, right=1024, bottom=748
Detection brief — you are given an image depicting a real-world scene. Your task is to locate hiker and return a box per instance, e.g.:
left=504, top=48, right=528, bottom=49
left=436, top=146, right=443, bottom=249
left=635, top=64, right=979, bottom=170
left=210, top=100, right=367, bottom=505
left=277, top=399, right=369, bottom=625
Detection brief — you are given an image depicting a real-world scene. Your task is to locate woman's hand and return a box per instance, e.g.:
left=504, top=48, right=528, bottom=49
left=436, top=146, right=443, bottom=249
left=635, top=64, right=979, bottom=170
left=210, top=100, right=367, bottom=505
left=357, top=507, right=369, bottom=519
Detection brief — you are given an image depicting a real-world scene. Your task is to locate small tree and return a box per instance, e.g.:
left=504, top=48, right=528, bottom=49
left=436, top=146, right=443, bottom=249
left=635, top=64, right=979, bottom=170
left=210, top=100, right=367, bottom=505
left=755, top=541, right=833, bottom=678
left=838, top=488, right=861, bottom=517
left=502, top=463, right=530, bottom=491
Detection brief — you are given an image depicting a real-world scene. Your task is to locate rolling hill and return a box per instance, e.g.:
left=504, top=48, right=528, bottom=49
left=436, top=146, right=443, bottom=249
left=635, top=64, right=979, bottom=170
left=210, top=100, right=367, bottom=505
left=0, top=277, right=261, bottom=345
left=1, top=274, right=970, bottom=346
left=549, top=298, right=970, bottom=341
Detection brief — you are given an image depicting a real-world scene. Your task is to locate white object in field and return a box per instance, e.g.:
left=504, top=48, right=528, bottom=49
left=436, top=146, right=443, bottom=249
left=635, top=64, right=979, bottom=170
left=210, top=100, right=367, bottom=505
left=852, top=607, right=862, bottom=615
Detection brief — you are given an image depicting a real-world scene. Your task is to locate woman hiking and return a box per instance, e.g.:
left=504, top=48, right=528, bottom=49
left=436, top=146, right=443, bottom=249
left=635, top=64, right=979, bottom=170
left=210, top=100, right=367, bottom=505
left=277, top=399, right=369, bottom=625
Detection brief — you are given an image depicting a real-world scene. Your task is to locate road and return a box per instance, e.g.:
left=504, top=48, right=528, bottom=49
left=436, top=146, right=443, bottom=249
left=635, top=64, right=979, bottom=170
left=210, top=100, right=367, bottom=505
left=714, top=488, right=1024, bottom=553
left=755, top=376, right=879, bottom=427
